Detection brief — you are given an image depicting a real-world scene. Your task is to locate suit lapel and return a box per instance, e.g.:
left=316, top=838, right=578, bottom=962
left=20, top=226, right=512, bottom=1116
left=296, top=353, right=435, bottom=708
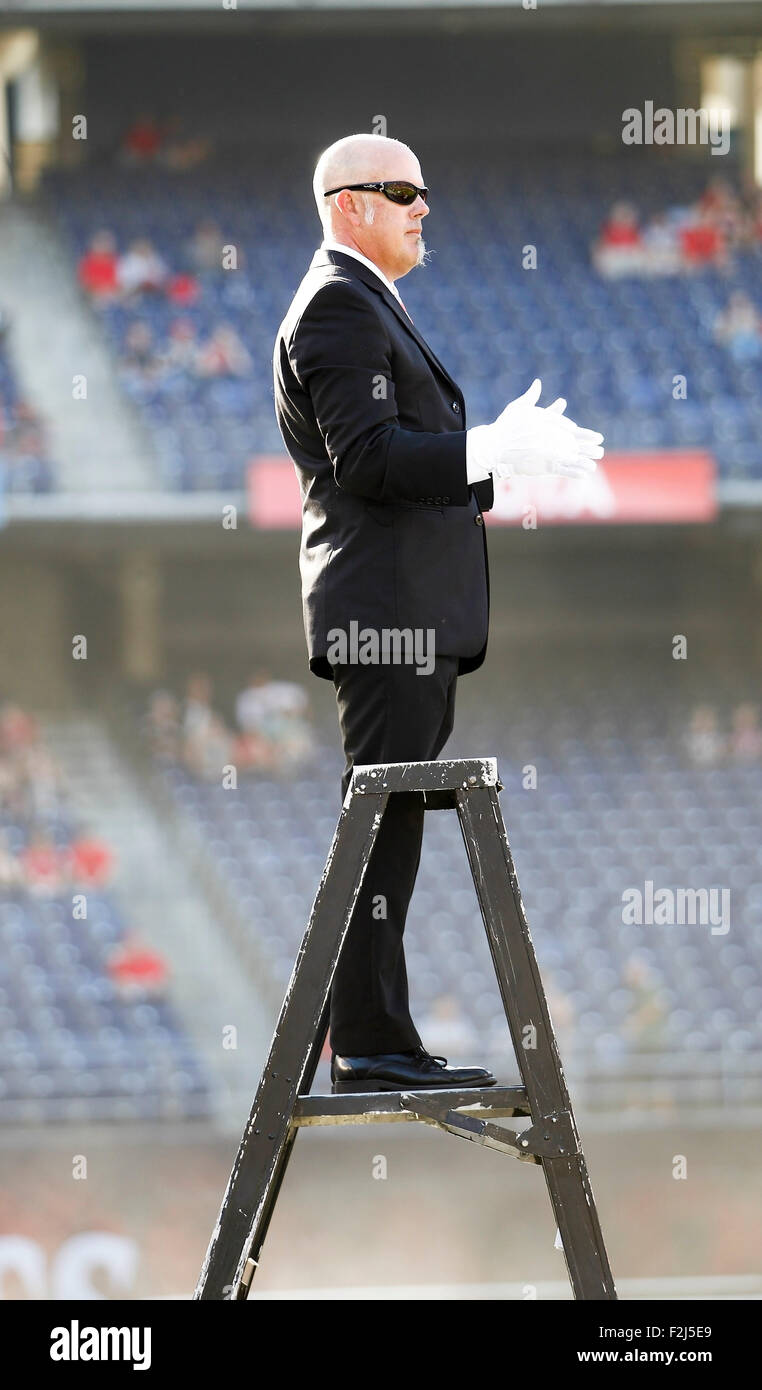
left=310, top=248, right=463, bottom=404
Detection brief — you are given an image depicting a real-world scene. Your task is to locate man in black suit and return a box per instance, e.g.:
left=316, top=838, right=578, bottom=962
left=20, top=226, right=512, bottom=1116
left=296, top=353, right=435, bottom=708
left=273, top=133, right=603, bottom=1092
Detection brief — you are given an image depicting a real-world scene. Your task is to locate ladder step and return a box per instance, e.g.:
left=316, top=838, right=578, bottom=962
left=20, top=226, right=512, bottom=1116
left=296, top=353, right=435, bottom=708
left=293, top=1085, right=530, bottom=1126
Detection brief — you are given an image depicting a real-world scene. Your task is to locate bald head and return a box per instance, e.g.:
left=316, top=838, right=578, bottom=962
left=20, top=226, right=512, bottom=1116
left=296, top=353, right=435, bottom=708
left=314, top=133, right=419, bottom=229
left=312, top=132, right=429, bottom=283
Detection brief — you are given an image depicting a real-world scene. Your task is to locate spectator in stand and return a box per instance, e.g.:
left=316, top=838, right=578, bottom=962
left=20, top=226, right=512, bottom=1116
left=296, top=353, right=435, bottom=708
left=121, top=112, right=162, bottom=165
left=186, top=219, right=246, bottom=277
left=165, top=270, right=200, bottom=308
left=0, top=702, right=38, bottom=753
left=107, top=931, right=170, bottom=1000
left=117, top=239, right=168, bottom=299
left=187, top=219, right=226, bottom=277
left=162, top=318, right=199, bottom=373
left=0, top=397, right=52, bottom=490
left=234, top=673, right=314, bottom=775
left=0, top=702, right=36, bottom=816
left=0, top=706, right=67, bottom=819
left=697, top=175, right=745, bottom=248
left=679, top=206, right=727, bottom=270
left=187, top=713, right=233, bottom=781
left=683, top=704, right=725, bottom=768
left=183, top=672, right=215, bottom=743
left=698, top=174, right=732, bottom=216
left=182, top=672, right=233, bottom=779
left=266, top=694, right=315, bottom=774
left=18, top=743, right=64, bottom=822
left=77, top=231, right=120, bottom=305
left=11, top=401, right=47, bottom=458
left=145, top=690, right=181, bottom=762
left=194, top=324, right=253, bottom=378
left=233, top=672, right=281, bottom=774
left=235, top=671, right=273, bottom=736
left=714, top=291, right=762, bottom=363
left=641, top=212, right=680, bottom=276
left=118, top=322, right=165, bottom=386
left=599, top=200, right=642, bottom=248
left=21, top=828, right=67, bottom=895
left=729, top=703, right=762, bottom=763
left=157, top=115, right=212, bottom=172
left=592, top=201, right=645, bottom=276
left=68, top=827, right=115, bottom=888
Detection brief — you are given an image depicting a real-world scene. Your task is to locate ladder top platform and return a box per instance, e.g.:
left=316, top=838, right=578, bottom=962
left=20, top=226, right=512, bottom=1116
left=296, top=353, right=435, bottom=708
left=348, top=757, right=500, bottom=798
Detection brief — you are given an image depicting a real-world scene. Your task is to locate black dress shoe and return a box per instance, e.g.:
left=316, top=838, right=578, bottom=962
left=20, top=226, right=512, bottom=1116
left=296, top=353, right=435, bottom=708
left=331, top=1045, right=496, bottom=1092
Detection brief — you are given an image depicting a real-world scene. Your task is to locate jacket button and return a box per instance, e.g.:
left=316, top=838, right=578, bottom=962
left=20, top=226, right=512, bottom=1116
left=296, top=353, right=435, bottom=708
left=451, top=401, right=461, bottom=413
left=475, top=513, right=484, bottom=526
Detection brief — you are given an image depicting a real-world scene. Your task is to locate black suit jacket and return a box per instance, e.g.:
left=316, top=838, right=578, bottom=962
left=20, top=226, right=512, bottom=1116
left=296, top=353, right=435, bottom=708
left=273, top=247, right=493, bottom=680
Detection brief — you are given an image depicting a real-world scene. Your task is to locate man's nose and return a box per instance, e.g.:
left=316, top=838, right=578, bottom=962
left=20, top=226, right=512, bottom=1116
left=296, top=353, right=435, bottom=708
left=414, top=196, right=429, bottom=218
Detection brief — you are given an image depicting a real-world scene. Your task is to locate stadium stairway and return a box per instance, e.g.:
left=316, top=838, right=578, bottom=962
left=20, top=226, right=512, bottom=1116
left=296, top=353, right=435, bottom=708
left=0, top=198, right=157, bottom=494
left=44, top=713, right=275, bottom=1130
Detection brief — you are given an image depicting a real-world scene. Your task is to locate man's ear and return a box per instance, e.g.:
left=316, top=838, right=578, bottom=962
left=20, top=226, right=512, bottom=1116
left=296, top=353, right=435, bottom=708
left=335, top=189, right=359, bottom=223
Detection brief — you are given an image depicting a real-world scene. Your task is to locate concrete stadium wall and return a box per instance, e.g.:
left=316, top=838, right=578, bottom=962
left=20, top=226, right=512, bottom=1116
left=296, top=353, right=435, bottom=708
left=0, top=522, right=760, bottom=716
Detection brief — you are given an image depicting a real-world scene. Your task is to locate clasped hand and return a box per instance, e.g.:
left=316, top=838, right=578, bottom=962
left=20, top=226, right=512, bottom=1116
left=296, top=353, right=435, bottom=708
left=474, top=378, right=604, bottom=479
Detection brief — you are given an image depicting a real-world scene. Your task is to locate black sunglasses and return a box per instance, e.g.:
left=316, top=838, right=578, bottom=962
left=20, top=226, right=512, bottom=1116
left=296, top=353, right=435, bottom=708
left=323, top=180, right=429, bottom=207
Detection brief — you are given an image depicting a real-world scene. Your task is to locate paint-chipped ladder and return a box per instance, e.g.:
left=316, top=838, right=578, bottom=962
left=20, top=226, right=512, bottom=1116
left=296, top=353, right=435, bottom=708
left=194, top=757, right=617, bottom=1301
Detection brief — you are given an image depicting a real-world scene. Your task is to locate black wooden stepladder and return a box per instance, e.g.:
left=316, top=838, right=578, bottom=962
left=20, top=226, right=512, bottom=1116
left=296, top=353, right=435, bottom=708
left=194, top=757, right=617, bottom=1301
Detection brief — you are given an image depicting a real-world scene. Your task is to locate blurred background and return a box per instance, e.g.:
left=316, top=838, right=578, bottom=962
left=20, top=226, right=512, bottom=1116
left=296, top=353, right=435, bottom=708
left=0, top=0, right=761, bottom=1300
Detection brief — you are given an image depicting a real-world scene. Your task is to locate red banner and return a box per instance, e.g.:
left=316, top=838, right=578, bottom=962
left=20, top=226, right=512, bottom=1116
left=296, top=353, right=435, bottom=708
left=248, top=450, right=717, bottom=528
left=247, top=455, right=303, bottom=527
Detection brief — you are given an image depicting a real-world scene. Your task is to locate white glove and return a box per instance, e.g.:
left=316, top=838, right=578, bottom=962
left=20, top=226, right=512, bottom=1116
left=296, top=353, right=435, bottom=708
left=466, top=378, right=604, bottom=481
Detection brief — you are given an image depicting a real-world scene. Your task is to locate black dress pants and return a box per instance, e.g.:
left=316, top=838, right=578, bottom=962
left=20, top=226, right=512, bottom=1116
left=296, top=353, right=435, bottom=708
left=329, top=655, right=459, bottom=1056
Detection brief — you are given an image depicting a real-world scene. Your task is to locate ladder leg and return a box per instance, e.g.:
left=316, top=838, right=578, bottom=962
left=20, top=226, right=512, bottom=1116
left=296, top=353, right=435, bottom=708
left=542, top=1155, right=617, bottom=1300
left=455, top=784, right=617, bottom=1300
left=234, top=997, right=330, bottom=1300
left=194, top=789, right=388, bottom=1299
